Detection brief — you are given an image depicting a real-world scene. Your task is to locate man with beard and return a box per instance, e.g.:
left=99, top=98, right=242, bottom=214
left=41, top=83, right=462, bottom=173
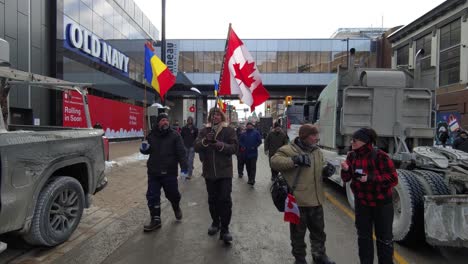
left=195, top=107, right=238, bottom=244
left=265, top=122, right=289, bottom=180
left=140, top=113, right=188, bottom=231
left=271, top=124, right=335, bottom=264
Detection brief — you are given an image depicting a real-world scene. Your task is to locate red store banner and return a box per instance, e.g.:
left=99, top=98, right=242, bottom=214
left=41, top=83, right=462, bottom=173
left=63, top=91, right=145, bottom=139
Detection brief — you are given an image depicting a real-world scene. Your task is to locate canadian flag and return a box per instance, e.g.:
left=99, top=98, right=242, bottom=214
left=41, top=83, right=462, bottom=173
left=284, top=193, right=300, bottom=224
left=218, top=25, right=270, bottom=111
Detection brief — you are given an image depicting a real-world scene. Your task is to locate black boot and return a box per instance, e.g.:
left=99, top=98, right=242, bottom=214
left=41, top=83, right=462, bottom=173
left=219, top=229, right=233, bottom=244
left=208, top=223, right=220, bottom=236
left=144, top=205, right=161, bottom=232
left=171, top=202, right=182, bottom=220
left=294, top=256, right=307, bottom=264
left=312, top=254, right=335, bottom=264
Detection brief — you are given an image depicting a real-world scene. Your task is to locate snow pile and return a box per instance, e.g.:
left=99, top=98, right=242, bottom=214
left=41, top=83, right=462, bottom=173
left=105, top=152, right=148, bottom=173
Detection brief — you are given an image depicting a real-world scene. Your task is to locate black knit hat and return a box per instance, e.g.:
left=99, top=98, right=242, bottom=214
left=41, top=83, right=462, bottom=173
left=352, top=128, right=377, bottom=145
left=246, top=122, right=254, bottom=127
left=156, top=113, right=169, bottom=124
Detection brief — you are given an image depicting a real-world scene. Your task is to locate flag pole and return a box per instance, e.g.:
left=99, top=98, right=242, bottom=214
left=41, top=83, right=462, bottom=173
left=144, top=82, right=147, bottom=137
left=218, top=23, right=231, bottom=93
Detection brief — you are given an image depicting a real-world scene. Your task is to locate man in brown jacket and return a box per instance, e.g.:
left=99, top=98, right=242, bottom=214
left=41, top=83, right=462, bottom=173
left=194, top=107, right=238, bottom=244
left=271, top=124, right=335, bottom=264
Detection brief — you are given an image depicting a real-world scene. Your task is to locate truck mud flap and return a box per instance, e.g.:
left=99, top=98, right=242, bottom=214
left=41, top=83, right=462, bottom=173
left=424, top=195, right=468, bottom=248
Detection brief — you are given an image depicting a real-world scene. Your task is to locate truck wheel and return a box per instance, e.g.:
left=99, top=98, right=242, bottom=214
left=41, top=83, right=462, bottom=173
left=345, top=182, right=355, bottom=210
left=23, top=176, right=85, bottom=246
left=393, top=170, right=426, bottom=243
left=413, top=170, right=450, bottom=195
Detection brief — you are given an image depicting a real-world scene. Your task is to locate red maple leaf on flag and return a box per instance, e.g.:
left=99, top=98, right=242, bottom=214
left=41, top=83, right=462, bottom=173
left=233, top=61, right=256, bottom=88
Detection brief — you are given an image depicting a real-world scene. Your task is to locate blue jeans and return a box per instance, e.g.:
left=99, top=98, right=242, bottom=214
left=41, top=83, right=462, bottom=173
left=146, top=175, right=181, bottom=208
left=185, top=147, right=195, bottom=176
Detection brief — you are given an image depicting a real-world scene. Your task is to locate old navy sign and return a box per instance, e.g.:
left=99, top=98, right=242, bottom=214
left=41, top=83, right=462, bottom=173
left=65, top=22, right=129, bottom=74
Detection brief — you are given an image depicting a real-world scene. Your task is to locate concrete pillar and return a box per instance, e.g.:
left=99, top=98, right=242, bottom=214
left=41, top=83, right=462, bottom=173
left=195, top=96, right=207, bottom=128
left=460, top=16, right=468, bottom=84
left=391, top=50, right=397, bottom=69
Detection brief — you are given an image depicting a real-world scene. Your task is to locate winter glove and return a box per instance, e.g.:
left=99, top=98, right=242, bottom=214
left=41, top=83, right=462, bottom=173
left=205, top=129, right=216, bottom=143
left=322, top=162, right=336, bottom=178
left=291, top=154, right=311, bottom=167
left=211, top=140, right=224, bottom=151
left=140, top=141, right=150, bottom=152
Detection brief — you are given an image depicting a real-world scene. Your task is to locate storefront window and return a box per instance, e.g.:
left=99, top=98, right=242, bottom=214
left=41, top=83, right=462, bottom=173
left=277, top=51, right=288, bottom=72
left=439, top=19, right=460, bottom=86
left=416, top=34, right=432, bottom=71
left=266, top=51, right=278, bottom=73
left=288, top=51, right=299, bottom=73
left=397, top=45, right=409, bottom=66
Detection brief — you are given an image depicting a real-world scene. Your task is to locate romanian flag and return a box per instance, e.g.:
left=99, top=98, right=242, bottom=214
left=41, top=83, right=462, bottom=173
left=144, top=42, right=176, bottom=101
left=214, top=80, right=227, bottom=113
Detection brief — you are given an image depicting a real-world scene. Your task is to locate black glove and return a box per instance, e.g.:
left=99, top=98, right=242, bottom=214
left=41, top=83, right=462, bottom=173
left=322, top=162, right=336, bottom=178
left=292, top=154, right=311, bottom=167
left=211, top=140, right=224, bottom=151
left=205, top=129, right=216, bottom=143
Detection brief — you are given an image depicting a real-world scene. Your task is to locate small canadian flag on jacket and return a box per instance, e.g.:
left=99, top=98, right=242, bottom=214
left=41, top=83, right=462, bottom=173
left=284, top=193, right=300, bottom=224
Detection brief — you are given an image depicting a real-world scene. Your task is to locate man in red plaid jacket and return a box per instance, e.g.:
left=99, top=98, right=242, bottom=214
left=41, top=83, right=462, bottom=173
left=341, top=128, right=398, bottom=264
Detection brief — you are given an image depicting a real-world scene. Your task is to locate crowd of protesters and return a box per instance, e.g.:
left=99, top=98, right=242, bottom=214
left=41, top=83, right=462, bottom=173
left=140, top=110, right=399, bottom=264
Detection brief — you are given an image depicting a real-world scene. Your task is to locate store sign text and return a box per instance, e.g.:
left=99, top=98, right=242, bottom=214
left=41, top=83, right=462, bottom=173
left=66, top=22, right=129, bottom=73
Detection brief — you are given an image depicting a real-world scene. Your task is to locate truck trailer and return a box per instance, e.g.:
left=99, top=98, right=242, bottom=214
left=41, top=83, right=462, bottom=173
left=312, top=63, right=468, bottom=249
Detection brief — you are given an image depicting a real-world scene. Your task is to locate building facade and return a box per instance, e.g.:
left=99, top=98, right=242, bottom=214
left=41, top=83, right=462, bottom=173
left=388, top=0, right=468, bottom=128
left=168, top=38, right=378, bottom=125
left=0, top=0, right=158, bottom=137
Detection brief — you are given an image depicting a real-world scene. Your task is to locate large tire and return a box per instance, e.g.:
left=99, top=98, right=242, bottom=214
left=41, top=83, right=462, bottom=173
left=345, top=181, right=355, bottom=211
left=393, top=170, right=426, bottom=243
left=413, top=170, right=450, bottom=195
left=23, top=177, right=85, bottom=246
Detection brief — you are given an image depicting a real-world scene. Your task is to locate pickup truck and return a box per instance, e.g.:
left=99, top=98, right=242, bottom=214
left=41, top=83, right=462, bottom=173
left=0, top=43, right=107, bottom=249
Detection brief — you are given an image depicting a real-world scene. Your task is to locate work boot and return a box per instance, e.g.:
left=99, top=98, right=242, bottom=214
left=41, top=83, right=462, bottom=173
left=172, top=202, right=182, bottom=220
left=294, top=256, right=307, bottom=264
left=219, top=230, right=233, bottom=244
left=144, top=206, right=161, bottom=232
left=207, top=223, right=220, bottom=236
left=312, top=254, right=335, bottom=264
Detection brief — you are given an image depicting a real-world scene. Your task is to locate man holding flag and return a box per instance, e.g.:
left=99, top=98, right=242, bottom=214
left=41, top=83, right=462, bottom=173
left=271, top=124, right=336, bottom=264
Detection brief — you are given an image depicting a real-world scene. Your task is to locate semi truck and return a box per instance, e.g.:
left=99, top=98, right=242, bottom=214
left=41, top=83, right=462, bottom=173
left=311, top=62, right=468, bottom=249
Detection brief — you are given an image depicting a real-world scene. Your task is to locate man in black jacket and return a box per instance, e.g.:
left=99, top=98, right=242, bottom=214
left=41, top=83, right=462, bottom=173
left=181, top=116, right=198, bottom=179
left=140, top=113, right=188, bottom=232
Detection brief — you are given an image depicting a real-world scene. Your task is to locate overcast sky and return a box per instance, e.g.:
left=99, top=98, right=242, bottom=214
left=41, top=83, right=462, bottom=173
left=133, top=0, right=446, bottom=39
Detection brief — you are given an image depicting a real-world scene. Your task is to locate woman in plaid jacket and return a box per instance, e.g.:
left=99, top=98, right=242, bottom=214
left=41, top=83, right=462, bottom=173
left=340, top=128, right=398, bottom=264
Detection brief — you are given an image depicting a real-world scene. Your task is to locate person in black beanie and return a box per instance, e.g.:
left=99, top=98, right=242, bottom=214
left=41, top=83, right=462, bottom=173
left=140, top=113, right=188, bottom=231
left=340, top=128, right=398, bottom=264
